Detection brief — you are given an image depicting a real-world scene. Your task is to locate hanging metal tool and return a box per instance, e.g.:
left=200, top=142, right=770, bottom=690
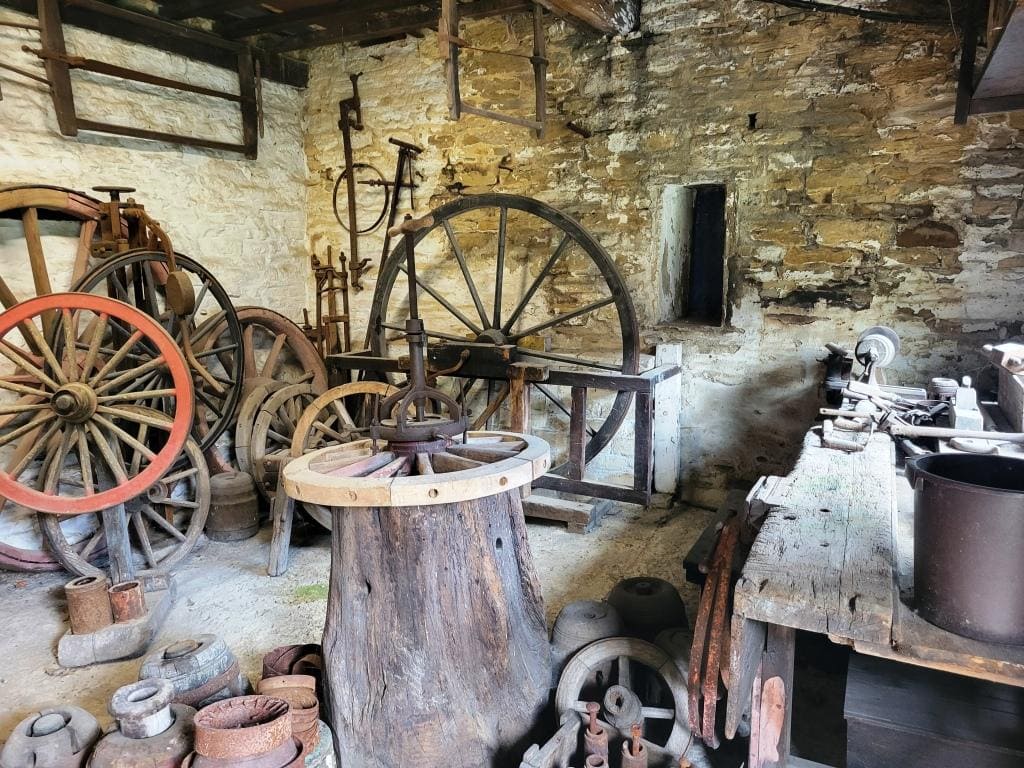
left=310, top=245, right=352, bottom=358
left=378, top=136, right=423, bottom=270
left=338, top=73, right=371, bottom=291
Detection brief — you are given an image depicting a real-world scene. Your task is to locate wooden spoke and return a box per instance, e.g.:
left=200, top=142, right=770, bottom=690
left=493, top=205, right=507, bottom=329
left=160, top=466, right=199, bottom=485
left=92, top=413, right=157, bottom=462
left=6, top=420, right=61, bottom=480
left=0, top=402, right=48, bottom=416
left=78, top=528, right=104, bottom=561
left=364, top=455, right=412, bottom=479
left=0, top=411, right=56, bottom=449
left=41, top=427, right=75, bottom=494
left=260, top=332, right=288, bottom=378
left=397, top=264, right=483, bottom=336
left=432, top=452, right=485, bottom=472
left=73, top=220, right=97, bottom=279
left=0, top=340, right=62, bottom=391
left=87, top=329, right=145, bottom=386
left=0, top=378, right=50, bottom=399
left=23, top=208, right=56, bottom=338
left=132, top=510, right=160, bottom=569
left=446, top=443, right=519, bottom=463
left=318, top=451, right=396, bottom=478
left=502, top=233, right=572, bottom=334
left=193, top=342, right=240, bottom=360
left=443, top=219, right=489, bottom=328
left=508, top=296, right=617, bottom=342
left=86, top=421, right=130, bottom=483
left=141, top=504, right=187, bottom=541
left=76, top=426, right=95, bottom=496
left=415, top=452, right=434, bottom=475
left=96, top=388, right=177, bottom=405
left=94, top=355, right=167, bottom=396
left=242, top=324, right=257, bottom=378
left=471, top=382, right=509, bottom=431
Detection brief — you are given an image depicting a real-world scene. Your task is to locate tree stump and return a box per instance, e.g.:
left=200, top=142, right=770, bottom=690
left=284, top=433, right=552, bottom=768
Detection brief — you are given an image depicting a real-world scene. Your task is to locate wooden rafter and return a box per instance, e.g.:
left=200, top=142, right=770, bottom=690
left=534, top=0, right=637, bottom=35
left=161, top=0, right=261, bottom=20
left=0, top=0, right=307, bottom=85
left=220, top=0, right=423, bottom=38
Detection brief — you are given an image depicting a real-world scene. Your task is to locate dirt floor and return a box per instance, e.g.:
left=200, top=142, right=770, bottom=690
left=0, top=497, right=716, bottom=744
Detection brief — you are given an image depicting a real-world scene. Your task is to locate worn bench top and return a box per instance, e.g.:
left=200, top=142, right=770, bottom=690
left=734, top=428, right=1024, bottom=687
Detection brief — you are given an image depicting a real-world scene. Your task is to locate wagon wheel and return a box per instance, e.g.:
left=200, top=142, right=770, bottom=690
left=554, top=637, right=708, bottom=768
left=193, top=307, right=326, bottom=473
left=289, top=381, right=399, bottom=529
left=283, top=431, right=550, bottom=508
left=369, top=194, right=639, bottom=472
left=0, top=185, right=105, bottom=353
left=70, top=250, right=243, bottom=455
left=40, top=414, right=210, bottom=579
left=0, top=293, right=193, bottom=515
left=234, top=381, right=284, bottom=475
left=249, top=382, right=322, bottom=500
left=332, top=163, right=390, bottom=234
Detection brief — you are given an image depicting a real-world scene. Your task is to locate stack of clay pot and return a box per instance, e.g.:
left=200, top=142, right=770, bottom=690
left=182, top=695, right=304, bottom=767
left=89, top=678, right=195, bottom=768
left=256, top=675, right=320, bottom=755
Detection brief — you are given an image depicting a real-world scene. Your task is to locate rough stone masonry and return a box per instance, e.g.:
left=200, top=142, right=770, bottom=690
left=304, top=0, right=1024, bottom=504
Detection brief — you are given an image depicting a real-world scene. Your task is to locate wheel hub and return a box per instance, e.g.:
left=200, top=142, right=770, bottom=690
left=51, top=383, right=97, bottom=423
left=475, top=328, right=507, bottom=345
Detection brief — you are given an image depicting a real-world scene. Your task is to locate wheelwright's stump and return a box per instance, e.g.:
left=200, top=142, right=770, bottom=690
left=284, top=432, right=552, bottom=768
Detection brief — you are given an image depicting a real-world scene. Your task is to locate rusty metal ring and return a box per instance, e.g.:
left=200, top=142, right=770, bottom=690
left=193, top=695, right=291, bottom=760
left=331, top=162, right=390, bottom=234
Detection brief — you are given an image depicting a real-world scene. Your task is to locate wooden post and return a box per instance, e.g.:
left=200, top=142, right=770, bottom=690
left=568, top=386, right=587, bottom=481
left=101, top=505, right=135, bottom=585
left=323, top=489, right=550, bottom=767
left=37, top=0, right=77, bottom=136
left=267, top=481, right=295, bottom=577
left=748, top=625, right=796, bottom=768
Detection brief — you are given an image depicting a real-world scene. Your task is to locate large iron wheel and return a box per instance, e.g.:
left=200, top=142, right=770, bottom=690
left=40, top=412, right=210, bottom=579
left=71, top=250, right=243, bottom=455
left=0, top=293, right=193, bottom=515
left=369, top=194, right=639, bottom=472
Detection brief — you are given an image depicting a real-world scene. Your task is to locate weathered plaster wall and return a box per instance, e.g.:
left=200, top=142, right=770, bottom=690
left=0, top=6, right=309, bottom=315
left=305, top=2, right=1013, bottom=504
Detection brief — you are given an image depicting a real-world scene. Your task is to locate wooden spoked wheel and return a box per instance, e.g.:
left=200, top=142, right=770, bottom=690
left=0, top=293, right=193, bottom=515
left=289, top=381, right=399, bottom=529
left=283, top=431, right=550, bottom=509
left=248, top=382, right=323, bottom=500
left=368, top=194, right=640, bottom=471
left=71, top=250, right=243, bottom=455
left=40, top=416, right=210, bottom=579
left=0, top=186, right=104, bottom=350
left=554, top=637, right=708, bottom=767
left=193, top=307, right=326, bottom=472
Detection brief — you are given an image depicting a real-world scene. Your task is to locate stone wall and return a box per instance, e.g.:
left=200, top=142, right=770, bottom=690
left=0, top=6, right=309, bottom=316
left=303, top=0, right=1023, bottom=505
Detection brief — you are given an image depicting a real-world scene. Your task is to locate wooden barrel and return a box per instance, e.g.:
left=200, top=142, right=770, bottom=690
left=284, top=432, right=552, bottom=768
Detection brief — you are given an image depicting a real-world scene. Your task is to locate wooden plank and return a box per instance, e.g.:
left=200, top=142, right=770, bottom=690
left=237, top=47, right=258, bottom=160
left=749, top=625, right=795, bottom=768
left=532, top=474, right=647, bottom=504
left=632, top=390, right=652, bottom=499
left=522, top=493, right=608, bottom=533
left=37, top=0, right=76, bottom=136
left=267, top=484, right=295, bottom=577
left=725, top=616, right=766, bottom=740
left=733, top=431, right=896, bottom=647
left=508, top=364, right=530, bottom=434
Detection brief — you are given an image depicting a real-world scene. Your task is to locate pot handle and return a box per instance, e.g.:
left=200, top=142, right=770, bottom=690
left=905, top=457, right=921, bottom=489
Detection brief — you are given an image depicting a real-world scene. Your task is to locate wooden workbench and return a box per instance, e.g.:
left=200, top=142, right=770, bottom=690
left=727, top=428, right=1024, bottom=768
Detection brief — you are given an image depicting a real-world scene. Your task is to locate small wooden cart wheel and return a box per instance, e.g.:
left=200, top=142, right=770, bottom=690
left=283, top=431, right=549, bottom=508
left=289, top=381, right=398, bottom=529
left=0, top=293, right=193, bottom=515
left=554, top=637, right=708, bottom=767
left=249, top=382, right=323, bottom=500
left=39, top=411, right=210, bottom=578
left=234, top=381, right=285, bottom=475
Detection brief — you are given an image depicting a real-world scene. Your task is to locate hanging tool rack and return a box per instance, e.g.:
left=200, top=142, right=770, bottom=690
left=308, top=245, right=352, bottom=358
left=18, top=0, right=260, bottom=158
left=440, top=0, right=547, bottom=137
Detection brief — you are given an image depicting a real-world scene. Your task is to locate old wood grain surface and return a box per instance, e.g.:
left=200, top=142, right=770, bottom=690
left=735, top=426, right=1024, bottom=687
left=734, top=430, right=896, bottom=646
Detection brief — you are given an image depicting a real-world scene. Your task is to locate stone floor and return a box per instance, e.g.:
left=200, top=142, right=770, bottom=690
left=0, top=497, right=715, bottom=748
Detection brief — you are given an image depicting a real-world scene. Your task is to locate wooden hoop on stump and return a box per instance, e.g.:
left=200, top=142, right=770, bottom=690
left=283, top=431, right=552, bottom=767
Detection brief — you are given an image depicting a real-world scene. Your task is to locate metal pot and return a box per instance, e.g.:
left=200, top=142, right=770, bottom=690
left=906, top=452, right=1024, bottom=644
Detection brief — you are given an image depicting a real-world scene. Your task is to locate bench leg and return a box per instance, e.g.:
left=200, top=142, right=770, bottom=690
left=748, top=624, right=796, bottom=768
left=267, top=486, right=295, bottom=577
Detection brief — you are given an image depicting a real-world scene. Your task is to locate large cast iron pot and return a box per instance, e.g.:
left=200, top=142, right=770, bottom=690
left=906, top=452, right=1024, bottom=645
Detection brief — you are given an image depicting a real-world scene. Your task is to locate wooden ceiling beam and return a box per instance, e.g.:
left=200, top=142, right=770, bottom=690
left=220, top=0, right=420, bottom=39
left=0, top=0, right=308, bottom=86
left=161, top=0, right=263, bottom=20
left=266, top=0, right=531, bottom=52
left=534, top=0, right=637, bottom=34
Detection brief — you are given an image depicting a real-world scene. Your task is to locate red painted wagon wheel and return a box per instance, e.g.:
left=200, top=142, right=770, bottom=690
left=0, top=293, right=193, bottom=515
